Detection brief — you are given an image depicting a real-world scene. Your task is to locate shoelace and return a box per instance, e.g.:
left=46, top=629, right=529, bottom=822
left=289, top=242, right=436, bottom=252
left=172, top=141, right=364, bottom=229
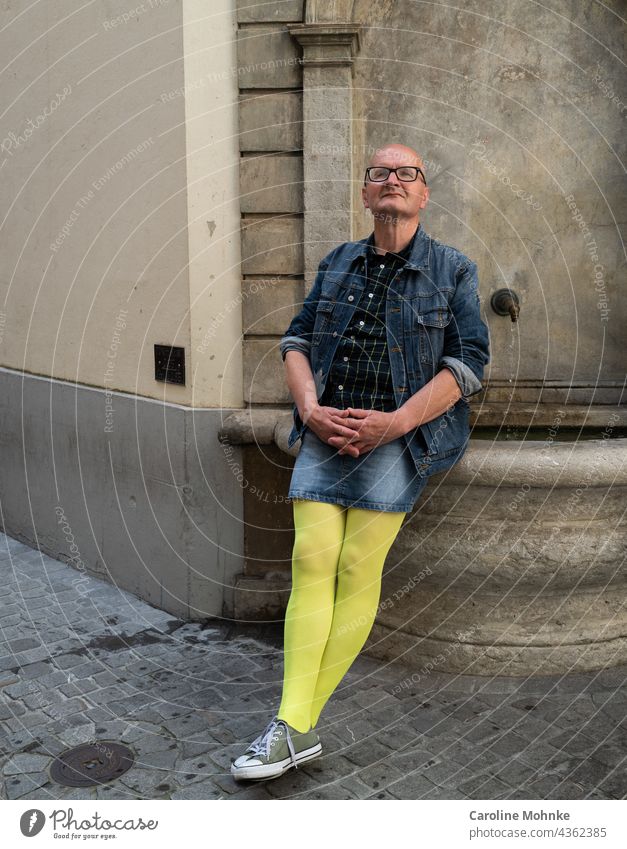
left=248, top=717, right=298, bottom=770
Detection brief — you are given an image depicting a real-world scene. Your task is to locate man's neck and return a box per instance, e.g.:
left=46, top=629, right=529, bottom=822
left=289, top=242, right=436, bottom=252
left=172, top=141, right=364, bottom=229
left=372, top=218, right=420, bottom=255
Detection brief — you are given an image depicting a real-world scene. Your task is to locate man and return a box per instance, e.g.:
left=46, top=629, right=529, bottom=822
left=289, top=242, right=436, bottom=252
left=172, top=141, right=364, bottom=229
left=230, top=143, right=490, bottom=782
left=281, top=142, right=490, bottom=471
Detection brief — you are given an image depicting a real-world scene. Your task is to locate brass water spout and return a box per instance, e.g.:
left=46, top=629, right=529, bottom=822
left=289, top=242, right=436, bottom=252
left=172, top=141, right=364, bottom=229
left=491, top=288, right=520, bottom=322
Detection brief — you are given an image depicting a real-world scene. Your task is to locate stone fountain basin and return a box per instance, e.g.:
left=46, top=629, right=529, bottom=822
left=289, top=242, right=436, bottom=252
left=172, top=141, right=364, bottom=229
left=276, top=420, right=627, bottom=676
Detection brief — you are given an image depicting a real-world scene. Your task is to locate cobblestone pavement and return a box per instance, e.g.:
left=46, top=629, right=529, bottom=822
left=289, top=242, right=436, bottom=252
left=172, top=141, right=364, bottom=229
left=1, top=532, right=625, bottom=801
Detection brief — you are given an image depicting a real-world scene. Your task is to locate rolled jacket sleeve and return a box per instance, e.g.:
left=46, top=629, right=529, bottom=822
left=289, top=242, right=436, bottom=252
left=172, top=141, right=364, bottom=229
left=439, top=260, right=490, bottom=398
left=279, top=336, right=311, bottom=362
left=279, top=257, right=329, bottom=362
left=440, top=355, right=483, bottom=397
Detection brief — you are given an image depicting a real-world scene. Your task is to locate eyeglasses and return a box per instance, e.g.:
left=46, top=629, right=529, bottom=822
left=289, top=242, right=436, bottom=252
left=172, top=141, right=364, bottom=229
left=364, top=166, right=427, bottom=185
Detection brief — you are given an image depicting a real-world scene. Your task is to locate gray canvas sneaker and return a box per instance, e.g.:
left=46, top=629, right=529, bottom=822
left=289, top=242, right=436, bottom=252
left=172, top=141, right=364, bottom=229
left=231, top=716, right=322, bottom=781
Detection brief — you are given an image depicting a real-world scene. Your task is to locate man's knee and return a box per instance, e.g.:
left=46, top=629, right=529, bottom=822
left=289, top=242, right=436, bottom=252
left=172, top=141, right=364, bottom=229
left=336, top=543, right=383, bottom=582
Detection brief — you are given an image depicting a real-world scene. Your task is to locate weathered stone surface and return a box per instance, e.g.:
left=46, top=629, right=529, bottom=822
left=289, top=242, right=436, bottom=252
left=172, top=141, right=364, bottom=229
left=241, top=442, right=295, bottom=582
left=4, top=752, right=50, bottom=775
left=241, top=217, right=303, bottom=275
left=5, top=771, right=50, bottom=799
left=219, top=409, right=292, bottom=445
left=236, top=0, right=304, bottom=23
left=236, top=26, right=301, bottom=88
left=291, top=38, right=357, bottom=285
left=240, top=155, right=303, bottom=213
left=243, top=339, right=290, bottom=403
left=484, top=386, right=626, bottom=406
left=351, top=0, right=625, bottom=402
left=233, top=576, right=291, bottom=621
left=471, top=402, right=627, bottom=428
left=242, top=277, right=301, bottom=335
left=305, top=1, right=355, bottom=24
left=239, top=91, right=303, bottom=151
left=170, top=780, right=222, bottom=799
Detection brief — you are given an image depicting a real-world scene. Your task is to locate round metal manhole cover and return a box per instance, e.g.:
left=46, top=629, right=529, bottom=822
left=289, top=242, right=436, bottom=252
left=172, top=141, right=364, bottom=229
left=50, top=741, right=135, bottom=787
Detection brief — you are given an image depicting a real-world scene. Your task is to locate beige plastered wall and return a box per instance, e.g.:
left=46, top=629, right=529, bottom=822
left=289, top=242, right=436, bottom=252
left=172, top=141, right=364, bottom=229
left=0, top=0, right=242, bottom=409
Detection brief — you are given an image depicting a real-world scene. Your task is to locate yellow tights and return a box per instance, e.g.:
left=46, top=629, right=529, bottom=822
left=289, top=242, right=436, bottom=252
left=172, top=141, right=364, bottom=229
left=277, top=499, right=406, bottom=733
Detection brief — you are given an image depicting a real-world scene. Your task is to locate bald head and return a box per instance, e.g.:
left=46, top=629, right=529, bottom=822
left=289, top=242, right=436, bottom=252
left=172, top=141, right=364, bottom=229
left=367, top=143, right=425, bottom=174
left=361, top=141, right=430, bottom=228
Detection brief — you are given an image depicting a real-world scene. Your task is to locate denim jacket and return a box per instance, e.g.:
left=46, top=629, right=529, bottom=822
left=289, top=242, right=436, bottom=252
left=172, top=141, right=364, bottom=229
left=279, top=224, right=490, bottom=477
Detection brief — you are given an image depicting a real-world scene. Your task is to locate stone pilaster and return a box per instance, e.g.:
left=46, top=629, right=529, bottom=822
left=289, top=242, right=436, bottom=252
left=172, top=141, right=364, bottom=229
left=287, top=23, right=361, bottom=289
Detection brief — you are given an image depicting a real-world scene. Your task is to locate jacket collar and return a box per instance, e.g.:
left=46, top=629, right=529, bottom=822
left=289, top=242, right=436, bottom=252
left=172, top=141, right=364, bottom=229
left=341, top=221, right=431, bottom=270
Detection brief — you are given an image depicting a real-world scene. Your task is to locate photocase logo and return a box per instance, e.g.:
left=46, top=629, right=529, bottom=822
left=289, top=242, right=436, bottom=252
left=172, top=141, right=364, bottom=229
left=20, top=809, right=46, bottom=837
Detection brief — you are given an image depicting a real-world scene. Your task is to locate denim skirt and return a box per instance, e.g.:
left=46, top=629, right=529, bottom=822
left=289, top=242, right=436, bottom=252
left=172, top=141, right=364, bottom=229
left=288, top=427, right=430, bottom=513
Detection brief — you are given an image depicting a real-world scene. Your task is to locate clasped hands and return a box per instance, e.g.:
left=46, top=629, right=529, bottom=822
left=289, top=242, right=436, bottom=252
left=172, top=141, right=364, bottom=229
left=303, top=404, right=409, bottom=457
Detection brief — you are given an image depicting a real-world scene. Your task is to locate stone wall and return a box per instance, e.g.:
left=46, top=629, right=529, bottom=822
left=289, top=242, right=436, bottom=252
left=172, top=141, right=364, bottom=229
left=235, top=1, right=307, bottom=584
left=237, top=0, right=306, bottom=411
left=228, top=1, right=627, bottom=629
left=352, top=0, right=626, bottom=408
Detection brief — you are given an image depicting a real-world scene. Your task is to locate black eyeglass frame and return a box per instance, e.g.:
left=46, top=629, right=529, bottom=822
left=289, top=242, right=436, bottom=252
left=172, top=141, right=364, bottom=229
left=363, top=166, right=427, bottom=186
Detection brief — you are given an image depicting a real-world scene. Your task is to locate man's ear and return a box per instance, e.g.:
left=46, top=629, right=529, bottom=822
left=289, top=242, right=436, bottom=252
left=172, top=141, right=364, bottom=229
left=361, top=186, right=369, bottom=209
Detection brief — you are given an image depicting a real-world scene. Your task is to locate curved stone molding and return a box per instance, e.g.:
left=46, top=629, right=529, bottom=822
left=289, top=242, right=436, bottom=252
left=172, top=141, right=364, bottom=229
left=435, top=435, right=627, bottom=487
left=218, top=409, right=293, bottom=446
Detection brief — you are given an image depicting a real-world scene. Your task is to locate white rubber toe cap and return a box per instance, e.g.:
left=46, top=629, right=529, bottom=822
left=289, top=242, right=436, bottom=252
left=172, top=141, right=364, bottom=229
left=232, top=754, right=262, bottom=769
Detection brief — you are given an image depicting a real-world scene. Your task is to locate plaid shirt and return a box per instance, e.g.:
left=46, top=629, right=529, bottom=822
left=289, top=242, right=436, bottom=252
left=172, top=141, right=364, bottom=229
left=315, top=228, right=418, bottom=412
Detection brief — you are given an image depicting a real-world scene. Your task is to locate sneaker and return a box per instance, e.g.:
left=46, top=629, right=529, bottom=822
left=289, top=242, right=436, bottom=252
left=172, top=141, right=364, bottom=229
left=231, top=716, right=322, bottom=781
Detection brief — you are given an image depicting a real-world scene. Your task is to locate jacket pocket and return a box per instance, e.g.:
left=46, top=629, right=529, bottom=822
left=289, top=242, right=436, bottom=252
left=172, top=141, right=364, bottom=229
left=413, top=304, right=452, bottom=364
left=312, top=298, right=336, bottom=345
left=415, top=305, right=453, bottom=328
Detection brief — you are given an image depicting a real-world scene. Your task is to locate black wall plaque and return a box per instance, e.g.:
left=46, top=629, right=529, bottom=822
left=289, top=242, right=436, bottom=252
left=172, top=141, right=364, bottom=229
left=154, top=344, right=185, bottom=385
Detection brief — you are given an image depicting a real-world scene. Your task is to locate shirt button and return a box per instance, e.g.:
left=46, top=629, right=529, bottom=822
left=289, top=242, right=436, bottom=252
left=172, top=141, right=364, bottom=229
left=359, top=321, right=364, bottom=326
left=348, top=295, right=354, bottom=301
left=343, top=356, right=348, bottom=362
left=380, top=264, right=385, bottom=269
left=350, top=336, right=355, bottom=340
left=368, top=293, right=373, bottom=298
left=332, top=331, right=337, bottom=336
left=338, top=384, right=343, bottom=390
